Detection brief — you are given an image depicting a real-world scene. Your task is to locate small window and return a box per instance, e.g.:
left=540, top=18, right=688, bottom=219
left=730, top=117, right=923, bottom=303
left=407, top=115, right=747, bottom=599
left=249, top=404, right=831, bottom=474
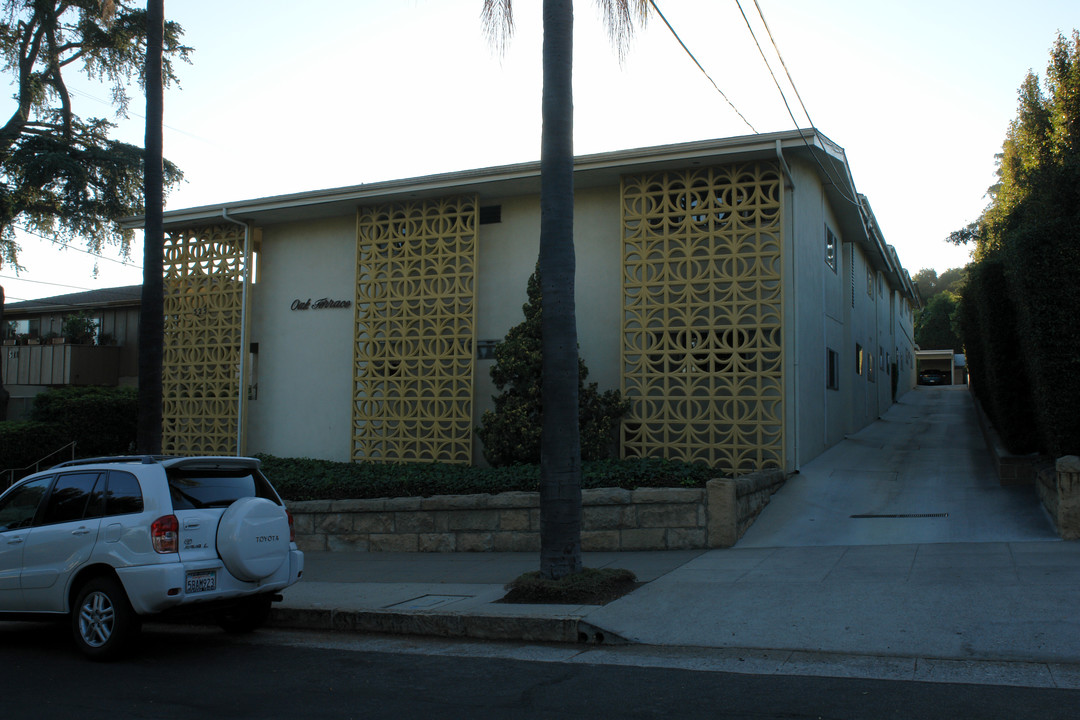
left=855, top=343, right=863, bottom=376
left=42, top=472, right=101, bottom=525
left=826, top=348, right=840, bottom=390
left=103, top=471, right=144, bottom=516
left=867, top=268, right=874, bottom=297
left=824, top=226, right=837, bottom=272
left=479, top=205, right=502, bottom=224
left=0, top=477, right=52, bottom=531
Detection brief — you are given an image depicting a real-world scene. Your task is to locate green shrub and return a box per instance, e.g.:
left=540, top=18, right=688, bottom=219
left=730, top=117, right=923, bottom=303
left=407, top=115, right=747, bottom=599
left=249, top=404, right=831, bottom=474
left=257, top=454, right=718, bottom=502
left=30, top=386, right=138, bottom=457
left=477, top=268, right=629, bottom=466
left=0, top=420, right=68, bottom=475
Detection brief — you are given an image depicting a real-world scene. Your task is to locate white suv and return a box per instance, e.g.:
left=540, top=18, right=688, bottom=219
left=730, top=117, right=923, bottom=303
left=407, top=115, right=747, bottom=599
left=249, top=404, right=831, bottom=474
left=0, top=455, right=304, bottom=659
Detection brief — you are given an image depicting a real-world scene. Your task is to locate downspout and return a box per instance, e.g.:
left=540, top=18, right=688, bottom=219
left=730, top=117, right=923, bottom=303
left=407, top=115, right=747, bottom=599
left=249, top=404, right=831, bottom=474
left=221, top=209, right=251, bottom=456
left=776, top=140, right=799, bottom=472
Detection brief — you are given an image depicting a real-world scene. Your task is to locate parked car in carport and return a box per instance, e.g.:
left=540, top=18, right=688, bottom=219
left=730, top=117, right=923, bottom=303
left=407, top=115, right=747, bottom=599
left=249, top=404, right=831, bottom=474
left=918, top=369, right=949, bottom=385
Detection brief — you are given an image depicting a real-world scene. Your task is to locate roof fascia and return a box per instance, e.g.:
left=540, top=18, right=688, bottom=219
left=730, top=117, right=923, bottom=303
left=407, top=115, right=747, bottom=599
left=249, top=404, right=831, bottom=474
left=123, top=129, right=829, bottom=230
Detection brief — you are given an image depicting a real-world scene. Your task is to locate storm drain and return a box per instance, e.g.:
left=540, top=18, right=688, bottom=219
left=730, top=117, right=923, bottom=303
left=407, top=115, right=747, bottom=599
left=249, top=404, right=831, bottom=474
left=850, top=513, right=949, bottom=519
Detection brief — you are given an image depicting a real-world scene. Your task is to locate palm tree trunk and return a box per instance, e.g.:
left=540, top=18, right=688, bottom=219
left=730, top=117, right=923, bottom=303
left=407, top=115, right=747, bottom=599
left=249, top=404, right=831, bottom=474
left=0, top=285, right=9, bottom=420
left=137, top=0, right=165, bottom=454
left=538, top=0, right=582, bottom=580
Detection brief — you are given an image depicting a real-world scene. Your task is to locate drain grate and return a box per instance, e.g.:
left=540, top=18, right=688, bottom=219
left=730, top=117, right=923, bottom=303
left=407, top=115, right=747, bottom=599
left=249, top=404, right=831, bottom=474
left=850, top=513, right=949, bottom=519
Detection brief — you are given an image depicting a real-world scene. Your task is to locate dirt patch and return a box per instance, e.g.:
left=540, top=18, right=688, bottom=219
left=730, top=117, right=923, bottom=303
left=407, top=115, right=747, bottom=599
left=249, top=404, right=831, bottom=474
left=499, top=567, right=642, bottom=605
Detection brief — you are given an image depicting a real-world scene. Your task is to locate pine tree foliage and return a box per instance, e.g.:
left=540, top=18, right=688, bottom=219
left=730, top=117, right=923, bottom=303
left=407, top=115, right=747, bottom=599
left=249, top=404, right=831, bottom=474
left=478, top=269, right=629, bottom=466
left=0, top=0, right=191, bottom=267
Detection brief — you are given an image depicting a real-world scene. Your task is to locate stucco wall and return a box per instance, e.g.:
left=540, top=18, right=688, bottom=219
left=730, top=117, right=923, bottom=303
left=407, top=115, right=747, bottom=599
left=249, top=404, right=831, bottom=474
left=246, top=215, right=358, bottom=461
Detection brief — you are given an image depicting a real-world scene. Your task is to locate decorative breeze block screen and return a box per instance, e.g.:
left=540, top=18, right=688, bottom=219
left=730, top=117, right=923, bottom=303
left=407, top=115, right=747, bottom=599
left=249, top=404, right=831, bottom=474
left=353, top=197, right=478, bottom=463
left=162, top=224, right=248, bottom=455
left=621, top=163, right=785, bottom=473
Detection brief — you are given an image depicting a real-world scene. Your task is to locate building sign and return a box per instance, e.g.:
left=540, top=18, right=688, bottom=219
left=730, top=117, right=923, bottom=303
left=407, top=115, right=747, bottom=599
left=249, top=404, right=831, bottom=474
left=291, top=298, right=352, bottom=311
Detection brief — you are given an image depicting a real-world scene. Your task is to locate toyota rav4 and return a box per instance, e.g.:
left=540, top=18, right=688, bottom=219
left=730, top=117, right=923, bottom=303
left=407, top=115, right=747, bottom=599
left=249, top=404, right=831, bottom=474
left=0, top=455, right=304, bottom=659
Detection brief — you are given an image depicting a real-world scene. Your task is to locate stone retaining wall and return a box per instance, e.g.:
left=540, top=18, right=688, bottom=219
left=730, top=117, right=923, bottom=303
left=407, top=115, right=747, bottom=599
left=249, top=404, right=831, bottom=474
left=1037, top=455, right=1080, bottom=540
left=288, top=469, right=787, bottom=553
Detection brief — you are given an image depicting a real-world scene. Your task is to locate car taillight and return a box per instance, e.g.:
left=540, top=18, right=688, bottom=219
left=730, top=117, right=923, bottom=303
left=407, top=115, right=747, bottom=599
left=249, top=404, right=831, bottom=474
left=286, top=509, right=295, bottom=543
left=152, top=515, right=179, bottom=554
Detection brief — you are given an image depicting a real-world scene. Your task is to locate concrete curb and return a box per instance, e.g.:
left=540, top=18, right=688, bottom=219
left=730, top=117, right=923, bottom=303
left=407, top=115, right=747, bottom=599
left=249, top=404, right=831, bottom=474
left=268, top=607, right=629, bottom=645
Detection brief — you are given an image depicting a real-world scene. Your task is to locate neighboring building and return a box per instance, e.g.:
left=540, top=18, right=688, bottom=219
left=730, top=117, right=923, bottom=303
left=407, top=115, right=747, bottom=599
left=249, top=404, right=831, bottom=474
left=123, top=129, right=920, bottom=474
left=2, top=285, right=141, bottom=420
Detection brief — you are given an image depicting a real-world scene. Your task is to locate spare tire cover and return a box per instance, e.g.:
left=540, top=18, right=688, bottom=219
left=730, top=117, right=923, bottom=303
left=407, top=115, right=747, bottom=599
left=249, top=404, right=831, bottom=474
left=217, top=497, right=290, bottom=582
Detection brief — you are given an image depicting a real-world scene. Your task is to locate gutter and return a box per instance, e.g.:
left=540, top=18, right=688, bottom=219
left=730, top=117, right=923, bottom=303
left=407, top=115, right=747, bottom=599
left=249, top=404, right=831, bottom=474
left=220, top=208, right=251, bottom=456
left=776, top=140, right=800, bottom=473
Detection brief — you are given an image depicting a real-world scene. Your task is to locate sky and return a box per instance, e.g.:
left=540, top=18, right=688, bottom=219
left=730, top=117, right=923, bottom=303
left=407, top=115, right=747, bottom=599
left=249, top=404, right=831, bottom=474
left=1, top=0, right=1076, bottom=303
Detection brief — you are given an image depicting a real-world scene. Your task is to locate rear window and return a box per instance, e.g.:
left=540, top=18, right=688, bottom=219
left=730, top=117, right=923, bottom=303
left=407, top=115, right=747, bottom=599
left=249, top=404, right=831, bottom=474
left=166, top=467, right=279, bottom=510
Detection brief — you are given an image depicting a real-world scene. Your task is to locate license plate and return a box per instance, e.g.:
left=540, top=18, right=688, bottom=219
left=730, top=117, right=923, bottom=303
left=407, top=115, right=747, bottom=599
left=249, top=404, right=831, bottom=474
left=185, top=570, right=217, bottom=594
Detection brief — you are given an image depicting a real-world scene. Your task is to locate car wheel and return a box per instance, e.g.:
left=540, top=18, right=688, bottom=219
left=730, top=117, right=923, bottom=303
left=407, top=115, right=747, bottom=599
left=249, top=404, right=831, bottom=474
left=217, top=594, right=273, bottom=634
left=71, top=576, right=141, bottom=661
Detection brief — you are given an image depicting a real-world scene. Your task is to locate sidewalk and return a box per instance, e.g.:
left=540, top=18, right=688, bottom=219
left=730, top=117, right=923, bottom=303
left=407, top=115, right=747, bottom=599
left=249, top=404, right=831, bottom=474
left=271, top=389, right=1080, bottom=687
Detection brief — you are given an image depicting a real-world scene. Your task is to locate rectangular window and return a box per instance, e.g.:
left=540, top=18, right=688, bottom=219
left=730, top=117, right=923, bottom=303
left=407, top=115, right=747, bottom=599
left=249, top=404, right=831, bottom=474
left=850, top=246, right=856, bottom=308
left=855, top=343, right=863, bottom=375
left=826, top=348, right=839, bottom=390
left=867, top=268, right=874, bottom=297
left=825, top=226, right=837, bottom=272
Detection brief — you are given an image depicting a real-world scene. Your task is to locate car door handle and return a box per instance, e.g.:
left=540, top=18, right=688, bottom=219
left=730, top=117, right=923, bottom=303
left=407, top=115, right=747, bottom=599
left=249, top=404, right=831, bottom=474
left=71, top=527, right=92, bottom=536
left=183, top=519, right=201, bottom=529
left=6, top=537, right=23, bottom=545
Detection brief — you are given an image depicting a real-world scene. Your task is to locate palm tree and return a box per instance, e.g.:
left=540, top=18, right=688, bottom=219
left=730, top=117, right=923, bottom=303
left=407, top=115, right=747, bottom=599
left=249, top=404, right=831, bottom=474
left=137, top=0, right=165, bottom=454
left=483, top=0, right=649, bottom=580
left=0, top=285, right=9, bottom=420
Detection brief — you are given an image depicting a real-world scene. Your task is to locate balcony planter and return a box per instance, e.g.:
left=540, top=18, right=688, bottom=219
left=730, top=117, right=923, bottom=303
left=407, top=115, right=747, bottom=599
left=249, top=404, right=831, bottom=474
left=51, top=337, right=67, bottom=345
left=2, top=339, right=14, bottom=346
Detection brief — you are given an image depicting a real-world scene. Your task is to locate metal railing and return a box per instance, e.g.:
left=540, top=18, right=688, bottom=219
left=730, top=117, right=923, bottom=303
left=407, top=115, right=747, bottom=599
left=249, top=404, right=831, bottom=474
left=1, top=441, right=77, bottom=491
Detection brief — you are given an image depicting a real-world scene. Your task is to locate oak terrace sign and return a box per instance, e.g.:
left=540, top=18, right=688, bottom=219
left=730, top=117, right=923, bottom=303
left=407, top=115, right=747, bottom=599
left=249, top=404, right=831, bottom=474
left=290, top=297, right=352, bottom=311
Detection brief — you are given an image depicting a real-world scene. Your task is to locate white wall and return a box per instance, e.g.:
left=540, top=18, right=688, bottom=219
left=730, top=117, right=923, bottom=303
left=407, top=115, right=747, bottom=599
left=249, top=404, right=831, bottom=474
left=245, top=215, right=358, bottom=461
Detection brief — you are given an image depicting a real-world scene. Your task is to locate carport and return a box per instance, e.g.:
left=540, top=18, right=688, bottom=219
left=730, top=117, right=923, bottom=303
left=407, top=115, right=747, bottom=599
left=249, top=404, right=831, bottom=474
left=915, top=349, right=965, bottom=385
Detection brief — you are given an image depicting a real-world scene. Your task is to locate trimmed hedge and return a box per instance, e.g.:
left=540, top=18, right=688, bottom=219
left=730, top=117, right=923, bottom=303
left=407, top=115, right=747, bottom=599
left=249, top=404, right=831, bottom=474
left=0, top=420, right=69, bottom=474
left=257, top=454, right=719, bottom=502
left=958, top=258, right=1039, bottom=454
left=0, top=387, right=137, bottom=476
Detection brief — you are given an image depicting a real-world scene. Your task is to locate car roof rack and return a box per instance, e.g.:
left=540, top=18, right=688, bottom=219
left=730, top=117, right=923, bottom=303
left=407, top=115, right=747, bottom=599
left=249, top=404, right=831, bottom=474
left=52, top=455, right=174, bottom=469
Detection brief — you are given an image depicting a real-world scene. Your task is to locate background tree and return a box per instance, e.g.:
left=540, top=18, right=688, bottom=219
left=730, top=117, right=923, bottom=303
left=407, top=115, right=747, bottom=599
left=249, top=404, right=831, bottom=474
left=478, top=268, right=629, bottom=466
left=912, top=267, right=965, bottom=304
left=483, top=0, right=649, bottom=579
left=913, top=291, right=962, bottom=350
left=951, top=30, right=1080, bottom=457
left=0, top=0, right=190, bottom=268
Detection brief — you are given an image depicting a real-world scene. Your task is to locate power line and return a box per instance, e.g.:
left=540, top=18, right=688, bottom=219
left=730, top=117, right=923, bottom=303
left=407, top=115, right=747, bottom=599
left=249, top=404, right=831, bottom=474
left=750, top=0, right=815, bottom=130
left=15, top=226, right=142, bottom=270
left=68, top=87, right=213, bottom=144
left=733, top=0, right=861, bottom=208
left=648, top=1, right=757, bottom=133
left=0, top=274, right=93, bottom=292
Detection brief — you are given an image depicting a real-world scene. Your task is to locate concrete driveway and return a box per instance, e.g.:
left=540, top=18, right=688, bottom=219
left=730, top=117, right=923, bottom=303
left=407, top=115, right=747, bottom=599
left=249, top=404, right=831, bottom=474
left=737, top=385, right=1057, bottom=548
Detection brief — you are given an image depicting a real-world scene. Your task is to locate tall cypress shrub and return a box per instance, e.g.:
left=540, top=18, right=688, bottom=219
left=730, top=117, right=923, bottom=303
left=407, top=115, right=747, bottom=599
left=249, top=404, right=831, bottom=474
left=477, top=269, right=629, bottom=466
